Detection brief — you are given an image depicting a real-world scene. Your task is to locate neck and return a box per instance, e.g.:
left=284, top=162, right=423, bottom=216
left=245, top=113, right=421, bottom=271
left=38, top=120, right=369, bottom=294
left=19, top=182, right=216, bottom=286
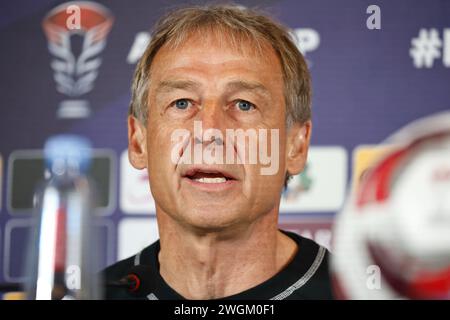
left=156, top=209, right=297, bottom=299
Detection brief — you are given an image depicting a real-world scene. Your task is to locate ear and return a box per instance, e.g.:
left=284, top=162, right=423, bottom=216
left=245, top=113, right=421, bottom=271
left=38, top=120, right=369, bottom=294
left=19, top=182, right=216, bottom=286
left=286, top=121, right=312, bottom=176
left=128, top=115, right=148, bottom=169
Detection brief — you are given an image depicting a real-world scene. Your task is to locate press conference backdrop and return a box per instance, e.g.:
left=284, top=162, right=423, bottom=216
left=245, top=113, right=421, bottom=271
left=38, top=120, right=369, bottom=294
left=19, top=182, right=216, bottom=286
left=0, top=0, right=449, bottom=284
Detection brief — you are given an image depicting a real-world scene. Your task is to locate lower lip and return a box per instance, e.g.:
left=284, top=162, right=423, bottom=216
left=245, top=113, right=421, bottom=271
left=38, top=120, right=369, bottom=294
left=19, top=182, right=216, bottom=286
left=182, top=177, right=238, bottom=191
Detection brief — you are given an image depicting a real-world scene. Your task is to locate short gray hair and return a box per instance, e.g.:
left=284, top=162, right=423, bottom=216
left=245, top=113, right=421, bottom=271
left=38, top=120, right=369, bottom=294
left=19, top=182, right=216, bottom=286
left=129, top=4, right=311, bottom=127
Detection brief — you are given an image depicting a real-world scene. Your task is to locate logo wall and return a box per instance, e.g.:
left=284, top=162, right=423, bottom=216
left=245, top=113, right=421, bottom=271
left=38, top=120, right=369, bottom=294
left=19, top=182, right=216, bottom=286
left=280, top=146, right=348, bottom=212
left=120, top=150, right=156, bottom=215
left=42, top=1, right=113, bottom=119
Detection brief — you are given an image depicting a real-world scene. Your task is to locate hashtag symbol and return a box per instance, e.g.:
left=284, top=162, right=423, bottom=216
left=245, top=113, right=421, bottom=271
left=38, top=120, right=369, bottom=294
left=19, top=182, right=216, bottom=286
left=409, top=28, right=442, bottom=68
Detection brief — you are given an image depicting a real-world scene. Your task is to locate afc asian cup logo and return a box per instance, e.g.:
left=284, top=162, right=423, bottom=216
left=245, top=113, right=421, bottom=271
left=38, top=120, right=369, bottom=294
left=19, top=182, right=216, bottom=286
left=42, top=1, right=113, bottom=119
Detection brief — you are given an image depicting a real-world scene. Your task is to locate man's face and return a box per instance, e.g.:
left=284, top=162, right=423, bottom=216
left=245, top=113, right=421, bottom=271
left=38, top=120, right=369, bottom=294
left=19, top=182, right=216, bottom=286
left=131, top=34, right=307, bottom=231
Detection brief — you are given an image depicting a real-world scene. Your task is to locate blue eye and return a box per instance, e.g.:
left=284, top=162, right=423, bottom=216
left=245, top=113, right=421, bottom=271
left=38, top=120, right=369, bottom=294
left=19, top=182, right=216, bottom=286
left=236, top=100, right=255, bottom=111
left=174, top=99, right=191, bottom=109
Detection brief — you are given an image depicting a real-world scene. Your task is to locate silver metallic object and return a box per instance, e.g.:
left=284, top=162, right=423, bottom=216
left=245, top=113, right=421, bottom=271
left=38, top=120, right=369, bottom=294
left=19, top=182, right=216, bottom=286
left=26, top=135, right=102, bottom=300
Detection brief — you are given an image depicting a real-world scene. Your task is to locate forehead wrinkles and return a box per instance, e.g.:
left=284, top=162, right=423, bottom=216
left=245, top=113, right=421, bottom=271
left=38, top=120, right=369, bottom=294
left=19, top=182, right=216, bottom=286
left=151, top=25, right=282, bottom=74
left=166, top=24, right=267, bottom=56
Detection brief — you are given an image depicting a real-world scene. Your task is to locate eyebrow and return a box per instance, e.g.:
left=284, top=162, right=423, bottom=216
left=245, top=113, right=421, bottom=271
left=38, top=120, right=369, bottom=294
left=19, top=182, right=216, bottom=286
left=154, top=79, right=271, bottom=98
left=224, top=80, right=271, bottom=98
left=155, top=79, right=200, bottom=94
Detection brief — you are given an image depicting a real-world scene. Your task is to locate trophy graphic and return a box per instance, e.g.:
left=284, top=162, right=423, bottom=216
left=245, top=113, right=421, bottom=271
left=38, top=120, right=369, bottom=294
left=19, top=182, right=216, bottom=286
left=42, top=1, right=113, bottom=119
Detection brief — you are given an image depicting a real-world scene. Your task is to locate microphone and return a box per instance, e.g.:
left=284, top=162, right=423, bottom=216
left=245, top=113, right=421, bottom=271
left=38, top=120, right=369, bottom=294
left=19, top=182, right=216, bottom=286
left=107, top=265, right=154, bottom=297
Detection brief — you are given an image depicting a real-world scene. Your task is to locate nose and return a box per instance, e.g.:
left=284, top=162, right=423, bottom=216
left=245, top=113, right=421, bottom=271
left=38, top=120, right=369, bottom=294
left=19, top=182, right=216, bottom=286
left=199, top=99, right=227, bottom=130
left=194, top=99, right=227, bottom=145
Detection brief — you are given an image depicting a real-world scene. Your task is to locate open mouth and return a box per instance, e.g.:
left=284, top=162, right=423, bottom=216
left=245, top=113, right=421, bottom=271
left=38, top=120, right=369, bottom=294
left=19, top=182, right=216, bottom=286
left=182, top=168, right=236, bottom=184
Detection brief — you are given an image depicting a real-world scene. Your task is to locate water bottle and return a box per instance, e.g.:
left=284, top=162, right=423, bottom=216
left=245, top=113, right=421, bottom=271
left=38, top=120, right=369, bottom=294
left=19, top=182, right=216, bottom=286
left=25, top=135, right=102, bottom=300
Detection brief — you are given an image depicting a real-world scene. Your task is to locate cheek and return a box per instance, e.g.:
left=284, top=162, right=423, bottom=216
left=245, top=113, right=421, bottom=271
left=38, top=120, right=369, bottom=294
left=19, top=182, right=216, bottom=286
left=241, top=165, right=285, bottom=216
left=146, top=124, right=177, bottom=173
left=241, top=142, right=287, bottom=200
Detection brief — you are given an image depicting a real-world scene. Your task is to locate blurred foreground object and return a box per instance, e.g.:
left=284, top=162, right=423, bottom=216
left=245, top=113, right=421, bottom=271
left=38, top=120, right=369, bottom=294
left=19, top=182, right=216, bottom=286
left=332, top=111, right=450, bottom=299
left=25, top=135, right=102, bottom=300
